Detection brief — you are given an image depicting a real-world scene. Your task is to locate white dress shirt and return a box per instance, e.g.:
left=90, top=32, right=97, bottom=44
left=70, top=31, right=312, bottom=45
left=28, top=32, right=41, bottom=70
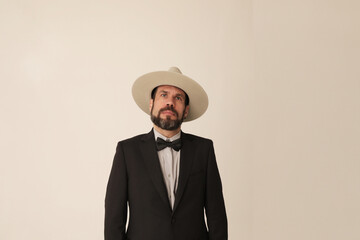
left=153, top=128, right=181, bottom=209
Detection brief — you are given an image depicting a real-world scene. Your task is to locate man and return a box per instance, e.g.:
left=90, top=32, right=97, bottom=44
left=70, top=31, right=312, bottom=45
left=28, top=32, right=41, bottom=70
left=105, top=67, right=227, bottom=240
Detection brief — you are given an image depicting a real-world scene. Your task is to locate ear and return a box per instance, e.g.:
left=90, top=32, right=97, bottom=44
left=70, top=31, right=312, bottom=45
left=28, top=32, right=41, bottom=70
left=183, top=105, right=190, bottom=119
left=149, top=99, right=153, bottom=112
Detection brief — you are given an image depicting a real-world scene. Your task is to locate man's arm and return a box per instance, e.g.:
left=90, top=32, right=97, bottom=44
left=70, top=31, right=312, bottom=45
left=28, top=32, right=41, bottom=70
left=205, top=141, right=228, bottom=240
left=105, top=142, right=128, bottom=240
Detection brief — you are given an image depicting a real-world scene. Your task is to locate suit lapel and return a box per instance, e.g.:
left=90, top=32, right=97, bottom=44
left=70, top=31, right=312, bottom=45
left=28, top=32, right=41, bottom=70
left=140, top=130, right=172, bottom=212
left=173, top=132, right=195, bottom=213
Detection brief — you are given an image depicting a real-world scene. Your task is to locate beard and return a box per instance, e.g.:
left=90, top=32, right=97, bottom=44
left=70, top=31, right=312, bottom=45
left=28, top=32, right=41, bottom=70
left=151, top=105, right=185, bottom=131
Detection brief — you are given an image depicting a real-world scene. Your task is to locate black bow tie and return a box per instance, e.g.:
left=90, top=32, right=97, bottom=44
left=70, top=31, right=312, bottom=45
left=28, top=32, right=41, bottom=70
left=156, top=137, right=182, bottom=151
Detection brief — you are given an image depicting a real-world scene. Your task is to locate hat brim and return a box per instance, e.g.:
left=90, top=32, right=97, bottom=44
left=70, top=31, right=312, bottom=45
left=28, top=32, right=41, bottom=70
left=132, top=70, right=208, bottom=122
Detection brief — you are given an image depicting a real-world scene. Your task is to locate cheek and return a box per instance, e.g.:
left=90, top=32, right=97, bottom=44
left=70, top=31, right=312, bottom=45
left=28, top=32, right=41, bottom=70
left=152, top=103, right=162, bottom=114
left=178, top=106, right=187, bottom=115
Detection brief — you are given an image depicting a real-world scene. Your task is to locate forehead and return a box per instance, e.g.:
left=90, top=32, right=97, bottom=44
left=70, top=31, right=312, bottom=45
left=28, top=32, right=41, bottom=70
left=156, top=85, right=186, bottom=96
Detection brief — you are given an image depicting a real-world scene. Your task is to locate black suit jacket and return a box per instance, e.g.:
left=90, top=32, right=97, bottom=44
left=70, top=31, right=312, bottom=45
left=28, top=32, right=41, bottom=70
left=105, top=130, right=227, bottom=240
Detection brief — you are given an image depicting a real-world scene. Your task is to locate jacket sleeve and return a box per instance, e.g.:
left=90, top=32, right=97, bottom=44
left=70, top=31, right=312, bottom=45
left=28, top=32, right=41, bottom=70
left=205, top=141, right=228, bottom=240
left=105, top=142, right=128, bottom=240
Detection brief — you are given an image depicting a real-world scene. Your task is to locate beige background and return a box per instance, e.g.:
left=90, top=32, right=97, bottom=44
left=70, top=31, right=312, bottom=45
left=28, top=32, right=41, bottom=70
left=1, top=0, right=359, bottom=239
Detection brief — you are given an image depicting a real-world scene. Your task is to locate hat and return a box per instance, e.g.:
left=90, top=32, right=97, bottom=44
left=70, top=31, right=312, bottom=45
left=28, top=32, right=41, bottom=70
left=132, top=67, right=208, bottom=122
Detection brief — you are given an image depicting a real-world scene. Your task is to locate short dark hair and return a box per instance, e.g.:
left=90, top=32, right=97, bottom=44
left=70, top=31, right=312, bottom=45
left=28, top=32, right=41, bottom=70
left=151, top=86, right=190, bottom=106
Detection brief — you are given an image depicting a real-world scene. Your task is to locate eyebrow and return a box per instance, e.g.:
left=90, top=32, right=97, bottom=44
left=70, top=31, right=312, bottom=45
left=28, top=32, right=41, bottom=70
left=175, top=93, right=185, bottom=98
left=158, top=90, right=185, bottom=98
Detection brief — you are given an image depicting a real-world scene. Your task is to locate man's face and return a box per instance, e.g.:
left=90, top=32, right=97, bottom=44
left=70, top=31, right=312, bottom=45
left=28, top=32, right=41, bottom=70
left=149, top=85, right=189, bottom=131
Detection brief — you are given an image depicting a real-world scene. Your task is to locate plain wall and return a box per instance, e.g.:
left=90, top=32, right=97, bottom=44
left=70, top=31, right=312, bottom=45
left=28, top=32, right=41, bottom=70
left=0, top=0, right=359, bottom=239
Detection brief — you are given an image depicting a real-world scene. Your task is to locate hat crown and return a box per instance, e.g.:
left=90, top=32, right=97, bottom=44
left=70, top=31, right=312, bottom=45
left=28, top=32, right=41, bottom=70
left=168, top=67, right=182, bottom=74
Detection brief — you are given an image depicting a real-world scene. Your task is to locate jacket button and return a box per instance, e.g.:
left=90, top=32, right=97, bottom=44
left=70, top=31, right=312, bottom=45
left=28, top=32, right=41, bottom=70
left=171, top=218, right=176, bottom=224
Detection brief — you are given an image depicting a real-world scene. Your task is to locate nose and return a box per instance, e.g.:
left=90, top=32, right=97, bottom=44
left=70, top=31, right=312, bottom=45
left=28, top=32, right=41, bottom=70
left=165, top=98, right=175, bottom=107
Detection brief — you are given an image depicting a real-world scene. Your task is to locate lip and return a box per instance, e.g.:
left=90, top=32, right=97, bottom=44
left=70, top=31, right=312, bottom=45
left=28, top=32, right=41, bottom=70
left=161, top=110, right=176, bottom=116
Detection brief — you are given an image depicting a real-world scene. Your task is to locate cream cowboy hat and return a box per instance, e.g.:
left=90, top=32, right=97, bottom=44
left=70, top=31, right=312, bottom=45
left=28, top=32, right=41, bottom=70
left=132, top=67, right=208, bottom=122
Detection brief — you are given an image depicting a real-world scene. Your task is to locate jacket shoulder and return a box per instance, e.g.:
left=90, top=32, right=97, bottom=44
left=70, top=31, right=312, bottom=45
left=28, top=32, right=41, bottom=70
left=116, top=132, right=151, bottom=146
left=182, top=132, right=214, bottom=145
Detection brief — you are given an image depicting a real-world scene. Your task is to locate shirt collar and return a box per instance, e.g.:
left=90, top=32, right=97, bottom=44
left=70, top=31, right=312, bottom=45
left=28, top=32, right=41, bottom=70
left=153, top=128, right=181, bottom=142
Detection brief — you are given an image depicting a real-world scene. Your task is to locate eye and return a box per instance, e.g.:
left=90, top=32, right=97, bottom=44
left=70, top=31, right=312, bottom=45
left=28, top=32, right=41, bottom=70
left=176, top=96, right=183, bottom=101
left=160, top=93, right=167, bottom=97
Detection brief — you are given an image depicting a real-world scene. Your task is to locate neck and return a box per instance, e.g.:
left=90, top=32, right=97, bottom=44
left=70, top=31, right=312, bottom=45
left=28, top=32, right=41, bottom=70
left=153, top=125, right=181, bottom=138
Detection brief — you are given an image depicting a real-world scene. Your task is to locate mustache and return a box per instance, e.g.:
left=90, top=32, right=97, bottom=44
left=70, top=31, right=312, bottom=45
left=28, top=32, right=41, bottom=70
left=159, top=106, right=178, bottom=117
